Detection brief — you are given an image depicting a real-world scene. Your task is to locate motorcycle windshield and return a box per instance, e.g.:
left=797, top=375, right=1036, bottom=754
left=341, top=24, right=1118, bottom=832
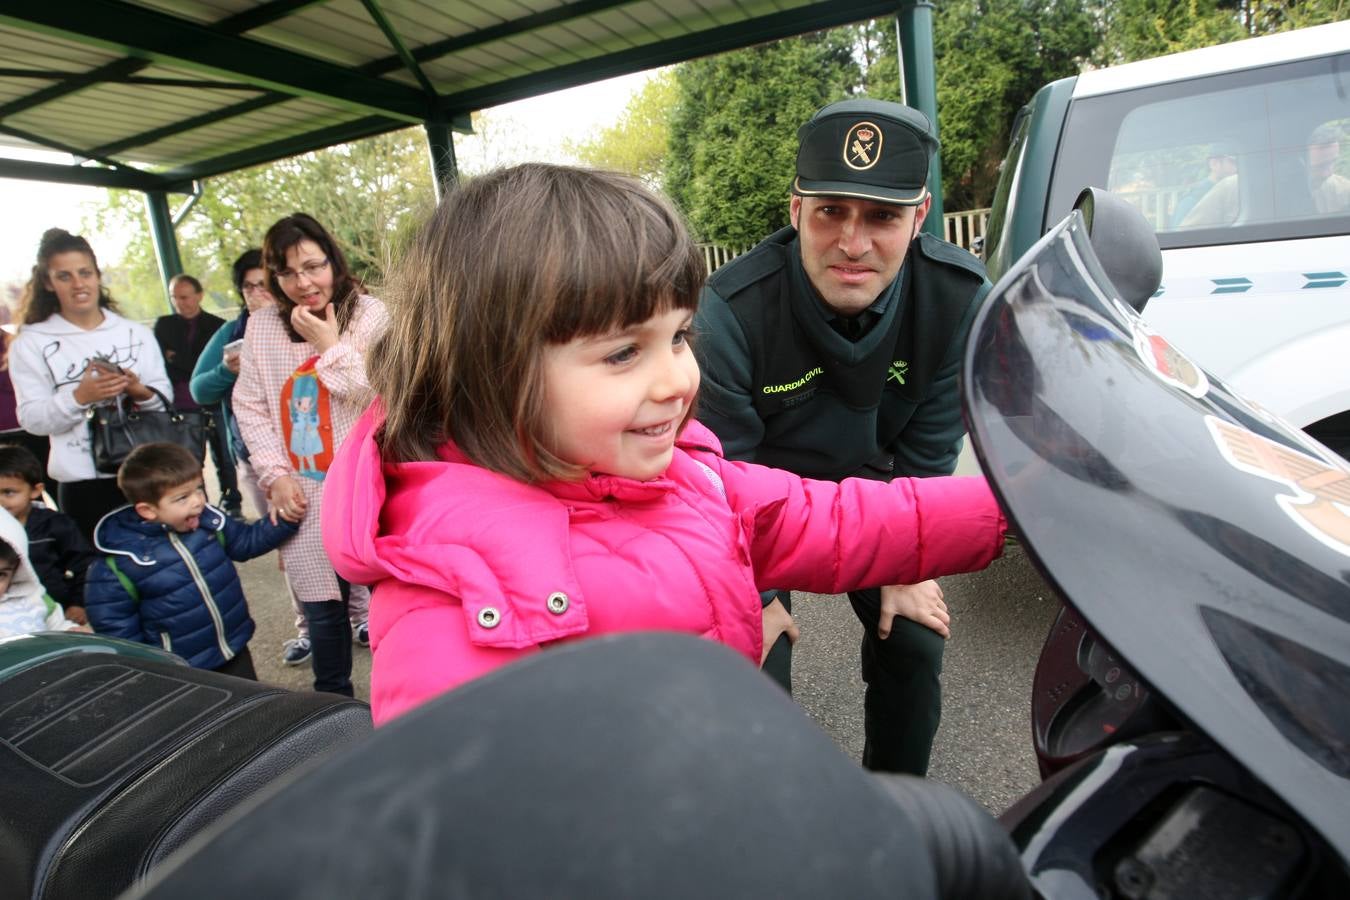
left=963, top=212, right=1350, bottom=863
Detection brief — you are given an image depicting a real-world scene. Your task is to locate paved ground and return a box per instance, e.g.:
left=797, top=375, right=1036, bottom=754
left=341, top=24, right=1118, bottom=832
left=231, top=442, right=1061, bottom=817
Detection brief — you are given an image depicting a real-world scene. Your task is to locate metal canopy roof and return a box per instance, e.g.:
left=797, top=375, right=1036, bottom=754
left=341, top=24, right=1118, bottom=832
left=0, top=0, right=902, bottom=194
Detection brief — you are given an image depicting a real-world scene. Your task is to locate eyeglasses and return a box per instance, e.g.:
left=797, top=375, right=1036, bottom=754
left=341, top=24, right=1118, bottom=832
left=241, top=280, right=269, bottom=293
left=274, top=259, right=330, bottom=285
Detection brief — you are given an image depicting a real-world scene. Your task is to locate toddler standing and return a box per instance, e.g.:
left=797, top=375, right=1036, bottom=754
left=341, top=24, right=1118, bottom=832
left=323, top=164, right=1007, bottom=725
left=86, top=442, right=299, bottom=677
left=0, top=506, right=86, bottom=637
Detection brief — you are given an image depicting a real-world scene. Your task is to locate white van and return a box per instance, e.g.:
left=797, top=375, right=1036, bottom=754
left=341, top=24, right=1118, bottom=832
left=982, top=21, right=1350, bottom=457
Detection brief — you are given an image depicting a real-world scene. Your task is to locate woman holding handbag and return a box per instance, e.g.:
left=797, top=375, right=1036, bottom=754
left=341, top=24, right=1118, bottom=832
left=9, top=229, right=172, bottom=541
left=233, top=213, right=386, bottom=697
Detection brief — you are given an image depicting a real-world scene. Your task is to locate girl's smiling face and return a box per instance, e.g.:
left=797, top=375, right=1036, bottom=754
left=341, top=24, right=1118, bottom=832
left=275, top=239, right=333, bottom=313
left=540, top=307, right=699, bottom=482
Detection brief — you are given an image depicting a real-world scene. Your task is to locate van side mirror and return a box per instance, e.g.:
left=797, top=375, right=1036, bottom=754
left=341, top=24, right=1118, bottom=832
left=1073, top=187, right=1163, bottom=313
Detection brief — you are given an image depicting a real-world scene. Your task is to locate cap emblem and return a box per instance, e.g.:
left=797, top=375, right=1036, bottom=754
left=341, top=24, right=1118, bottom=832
left=843, top=121, right=883, bottom=171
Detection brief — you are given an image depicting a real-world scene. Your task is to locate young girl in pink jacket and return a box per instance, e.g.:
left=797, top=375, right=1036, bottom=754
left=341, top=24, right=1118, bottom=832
left=322, top=163, right=1006, bottom=725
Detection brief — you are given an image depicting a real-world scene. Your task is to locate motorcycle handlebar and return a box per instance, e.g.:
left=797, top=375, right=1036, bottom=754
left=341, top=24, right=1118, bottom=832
left=875, top=775, right=1032, bottom=900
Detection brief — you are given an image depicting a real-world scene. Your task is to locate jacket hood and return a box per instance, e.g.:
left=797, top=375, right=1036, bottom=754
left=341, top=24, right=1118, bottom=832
left=94, top=503, right=228, bottom=567
left=324, top=408, right=725, bottom=617
left=20, top=309, right=127, bottom=337
left=0, top=507, right=44, bottom=602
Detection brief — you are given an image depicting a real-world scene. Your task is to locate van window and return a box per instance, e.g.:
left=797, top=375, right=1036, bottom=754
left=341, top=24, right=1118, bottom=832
left=1048, top=53, right=1350, bottom=249
left=983, top=107, right=1031, bottom=260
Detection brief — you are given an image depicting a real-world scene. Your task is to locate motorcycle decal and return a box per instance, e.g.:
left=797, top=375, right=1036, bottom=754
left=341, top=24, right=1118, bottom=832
left=1133, top=324, right=1209, bottom=398
left=1205, top=415, right=1350, bottom=557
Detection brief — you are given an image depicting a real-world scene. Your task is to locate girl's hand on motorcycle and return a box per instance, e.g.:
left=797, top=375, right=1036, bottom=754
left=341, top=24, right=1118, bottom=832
left=879, top=581, right=950, bottom=639
left=760, top=596, right=800, bottom=664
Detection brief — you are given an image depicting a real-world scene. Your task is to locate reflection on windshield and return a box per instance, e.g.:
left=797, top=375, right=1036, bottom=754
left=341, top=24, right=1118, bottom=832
left=1201, top=607, right=1350, bottom=777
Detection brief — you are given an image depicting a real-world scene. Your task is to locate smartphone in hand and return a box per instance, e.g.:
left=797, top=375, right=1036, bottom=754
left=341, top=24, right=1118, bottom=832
left=88, top=355, right=123, bottom=376
left=222, top=339, right=245, bottom=361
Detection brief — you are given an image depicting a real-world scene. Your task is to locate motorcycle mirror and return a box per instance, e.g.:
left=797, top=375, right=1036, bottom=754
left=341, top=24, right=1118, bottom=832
left=1073, top=187, right=1162, bottom=313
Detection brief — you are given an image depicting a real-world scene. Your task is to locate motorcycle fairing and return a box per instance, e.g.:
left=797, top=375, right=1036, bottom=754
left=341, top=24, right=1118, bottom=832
left=962, top=211, right=1350, bottom=865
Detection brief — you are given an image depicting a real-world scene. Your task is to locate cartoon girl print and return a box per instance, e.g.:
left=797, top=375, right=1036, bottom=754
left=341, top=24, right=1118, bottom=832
left=289, top=372, right=325, bottom=479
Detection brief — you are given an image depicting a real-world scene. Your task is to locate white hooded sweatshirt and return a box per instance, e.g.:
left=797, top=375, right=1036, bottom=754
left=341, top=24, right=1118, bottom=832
left=0, top=506, right=78, bottom=637
left=9, top=310, right=171, bottom=483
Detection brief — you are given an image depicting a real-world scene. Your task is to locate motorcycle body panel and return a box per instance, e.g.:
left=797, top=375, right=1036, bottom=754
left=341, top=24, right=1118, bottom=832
left=962, top=211, right=1350, bottom=868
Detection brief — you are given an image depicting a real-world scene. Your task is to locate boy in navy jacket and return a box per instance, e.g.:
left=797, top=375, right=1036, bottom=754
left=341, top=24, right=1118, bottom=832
left=86, top=442, right=300, bottom=678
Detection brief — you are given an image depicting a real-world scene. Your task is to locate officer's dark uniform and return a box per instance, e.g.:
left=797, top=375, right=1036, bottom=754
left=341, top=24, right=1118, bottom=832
left=693, top=99, right=991, bottom=775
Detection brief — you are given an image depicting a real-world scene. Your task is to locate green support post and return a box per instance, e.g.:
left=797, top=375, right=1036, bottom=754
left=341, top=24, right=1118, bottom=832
left=425, top=118, right=458, bottom=202
left=144, top=190, right=182, bottom=309
left=898, top=0, right=943, bottom=237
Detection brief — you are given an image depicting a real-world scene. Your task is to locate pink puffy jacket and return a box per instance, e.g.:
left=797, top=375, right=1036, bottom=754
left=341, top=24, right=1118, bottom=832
left=323, top=410, right=1006, bottom=724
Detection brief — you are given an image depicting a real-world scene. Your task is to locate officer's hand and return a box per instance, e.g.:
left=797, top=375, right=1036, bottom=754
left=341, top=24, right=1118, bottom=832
left=879, top=581, right=950, bottom=639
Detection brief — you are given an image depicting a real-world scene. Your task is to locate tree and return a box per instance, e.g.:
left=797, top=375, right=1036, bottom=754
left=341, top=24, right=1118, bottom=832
left=666, top=33, right=860, bottom=246
left=86, top=128, right=435, bottom=321
left=1098, top=0, right=1346, bottom=64
left=568, top=70, right=678, bottom=187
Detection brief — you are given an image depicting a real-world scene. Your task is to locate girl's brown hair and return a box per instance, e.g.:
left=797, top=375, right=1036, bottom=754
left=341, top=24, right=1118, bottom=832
left=262, top=213, right=364, bottom=342
left=18, top=228, right=119, bottom=325
left=370, top=163, right=706, bottom=483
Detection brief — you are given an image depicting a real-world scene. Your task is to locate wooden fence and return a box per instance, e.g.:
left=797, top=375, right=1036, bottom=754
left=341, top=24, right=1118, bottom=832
left=698, top=207, right=992, bottom=274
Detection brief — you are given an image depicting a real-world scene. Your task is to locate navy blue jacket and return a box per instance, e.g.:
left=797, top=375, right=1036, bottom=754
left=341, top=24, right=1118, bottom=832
left=86, top=505, right=296, bottom=669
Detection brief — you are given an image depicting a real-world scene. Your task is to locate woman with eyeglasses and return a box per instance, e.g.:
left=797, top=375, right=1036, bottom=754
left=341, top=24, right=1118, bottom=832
left=8, top=228, right=172, bottom=540
left=190, top=250, right=276, bottom=525
left=233, top=214, right=387, bottom=696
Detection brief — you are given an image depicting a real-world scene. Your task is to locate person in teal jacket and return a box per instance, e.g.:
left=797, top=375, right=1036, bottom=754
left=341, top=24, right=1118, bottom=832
left=693, top=99, right=992, bottom=776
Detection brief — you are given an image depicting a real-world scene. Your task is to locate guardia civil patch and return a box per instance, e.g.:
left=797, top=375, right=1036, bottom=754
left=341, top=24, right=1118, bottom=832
left=844, top=121, right=882, bottom=171
left=1132, top=324, right=1208, bottom=399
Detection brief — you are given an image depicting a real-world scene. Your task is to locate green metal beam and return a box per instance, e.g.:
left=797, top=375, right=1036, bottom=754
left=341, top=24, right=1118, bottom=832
left=0, top=58, right=146, bottom=120
left=363, top=0, right=642, bottom=78
left=439, top=0, right=900, bottom=115
left=359, top=0, right=438, bottom=99
left=145, top=190, right=182, bottom=302
left=159, top=115, right=404, bottom=187
left=424, top=117, right=457, bottom=200
left=0, top=69, right=270, bottom=90
left=214, top=0, right=331, bottom=36
left=65, top=0, right=635, bottom=159
left=0, top=157, right=172, bottom=191
left=87, top=93, right=278, bottom=159
left=0, top=123, right=132, bottom=170
left=0, top=0, right=429, bottom=122
left=898, top=0, right=943, bottom=234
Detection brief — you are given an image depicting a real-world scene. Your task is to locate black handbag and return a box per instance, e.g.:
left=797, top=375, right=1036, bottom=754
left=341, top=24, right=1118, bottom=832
left=88, top=385, right=211, bottom=475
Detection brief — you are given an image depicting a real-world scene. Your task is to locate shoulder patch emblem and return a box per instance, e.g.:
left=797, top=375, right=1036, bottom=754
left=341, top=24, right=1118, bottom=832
left=844, top=121, right=882, bottom=171
left=1133, top=324, right=1208, bottom=399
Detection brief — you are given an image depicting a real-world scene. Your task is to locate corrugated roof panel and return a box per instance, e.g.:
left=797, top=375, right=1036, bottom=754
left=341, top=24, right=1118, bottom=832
left=493, top=31, right=589, bottom=69
left=134, top=100, right=352, bottom=165
left=0, top=79, right=55, bottom=107
left=131, top=63, right=272, bottom=89
left=244, top=1, right=408, bottom=68
left=7, top=87, right=256, bottom=156
left=0, top=28, right=123, bottom=71
left=129, top=0, right=250, bottom=27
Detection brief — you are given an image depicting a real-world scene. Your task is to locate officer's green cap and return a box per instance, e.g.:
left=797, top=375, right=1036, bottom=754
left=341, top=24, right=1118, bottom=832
left=793, top=99, right=939, bottom=206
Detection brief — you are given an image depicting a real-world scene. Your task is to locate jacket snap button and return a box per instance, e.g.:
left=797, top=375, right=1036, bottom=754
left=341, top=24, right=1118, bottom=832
left=546, top=592, right=569, bottom=614
left=477, top=607, right=501, bottom=628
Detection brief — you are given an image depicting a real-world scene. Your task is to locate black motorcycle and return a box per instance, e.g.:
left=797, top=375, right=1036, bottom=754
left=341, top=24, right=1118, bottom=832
left=1, top=192, right=1345, bottom=899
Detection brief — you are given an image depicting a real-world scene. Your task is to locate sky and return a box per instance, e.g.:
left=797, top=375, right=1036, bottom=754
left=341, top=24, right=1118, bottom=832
left=0, top=70, right=654, bottom=286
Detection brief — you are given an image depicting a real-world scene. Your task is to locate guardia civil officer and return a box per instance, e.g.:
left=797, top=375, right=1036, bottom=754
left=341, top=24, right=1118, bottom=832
left=693, top=99, right=991, bottom=775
